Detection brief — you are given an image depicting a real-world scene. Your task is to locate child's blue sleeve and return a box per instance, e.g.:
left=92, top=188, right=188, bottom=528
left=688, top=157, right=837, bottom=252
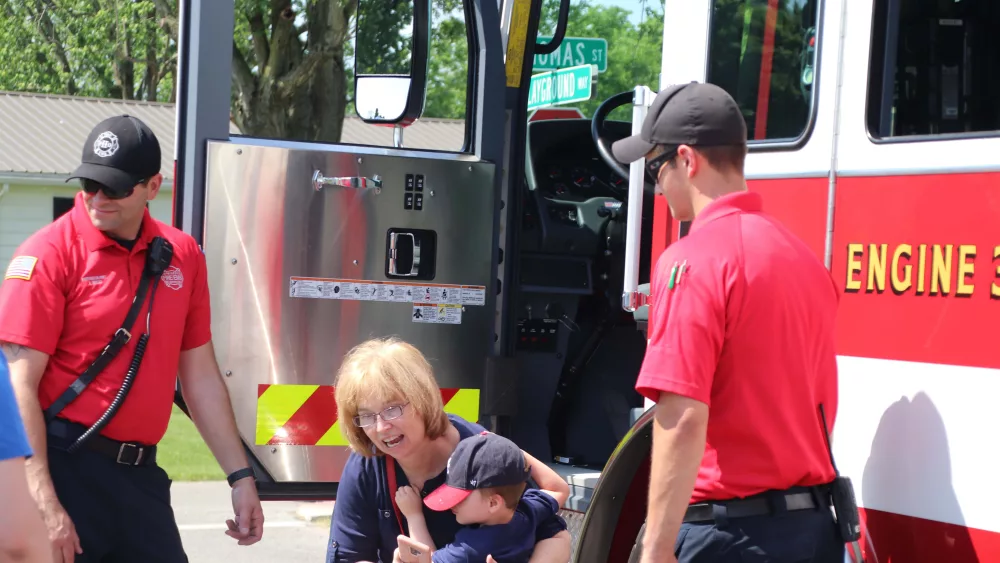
left=0, top=354, right=31, bottom=462
left=431, top=542, right=477, bottom=563
left=522, top=490, right=568, bottom=542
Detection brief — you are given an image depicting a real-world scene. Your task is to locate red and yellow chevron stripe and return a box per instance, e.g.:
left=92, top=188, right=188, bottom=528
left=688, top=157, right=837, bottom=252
left=254, top=385, right=480, bottom=446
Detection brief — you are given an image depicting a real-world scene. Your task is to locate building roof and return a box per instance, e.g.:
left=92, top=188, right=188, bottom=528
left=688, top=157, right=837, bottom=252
left=0, top=91, right=467, bottom=182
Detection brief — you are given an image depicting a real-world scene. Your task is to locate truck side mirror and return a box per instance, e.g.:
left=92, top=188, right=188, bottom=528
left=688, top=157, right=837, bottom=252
left=353, top=0, right=429, bottom=126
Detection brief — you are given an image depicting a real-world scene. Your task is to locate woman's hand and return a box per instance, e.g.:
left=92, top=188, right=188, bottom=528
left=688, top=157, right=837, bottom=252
left=395, top=486, right=424, bottom=520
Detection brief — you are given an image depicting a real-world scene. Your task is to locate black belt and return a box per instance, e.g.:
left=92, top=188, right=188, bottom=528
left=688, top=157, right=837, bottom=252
left=684, top=487, right=826, bottom=523
left=46, top=417, right=156, bottom=467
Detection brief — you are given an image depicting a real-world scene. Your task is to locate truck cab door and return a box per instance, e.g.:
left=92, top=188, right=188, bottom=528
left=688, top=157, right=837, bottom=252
left=174, top=0, right=506, bottom=500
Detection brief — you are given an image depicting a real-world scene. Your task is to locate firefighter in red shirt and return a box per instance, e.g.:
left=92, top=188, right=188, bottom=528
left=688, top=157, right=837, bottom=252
left=0, top=115, right=264, bottom=563
left=612, top=83, right=844, bottom=562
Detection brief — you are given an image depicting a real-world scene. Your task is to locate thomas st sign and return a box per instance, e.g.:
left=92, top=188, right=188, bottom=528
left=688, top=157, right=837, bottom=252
left=527, top=65, right=593, bottom=110
left=533, top=36, right=608, bottom=73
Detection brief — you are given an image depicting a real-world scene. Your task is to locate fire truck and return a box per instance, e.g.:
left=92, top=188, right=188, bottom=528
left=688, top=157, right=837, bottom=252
left=171, top=0, right=998, bottom=561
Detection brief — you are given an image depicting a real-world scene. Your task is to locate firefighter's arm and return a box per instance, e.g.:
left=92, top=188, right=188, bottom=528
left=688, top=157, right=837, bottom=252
left=177, top=341, right=251, bottom=476
left=634, top=252, right=724, bottom=562
left=523, top=450, right=569, bottom=507
left=177, top=342, right=264, bottom=545
left=0, top=456, right=53, bottom=563
left=3, top=344, right=61, bottom=510
left=175, top=245, right=251, bottom=478
left=641, top=394, right=707, bottom=563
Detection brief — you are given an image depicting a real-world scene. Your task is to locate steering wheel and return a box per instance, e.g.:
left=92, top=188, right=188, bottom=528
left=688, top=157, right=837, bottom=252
left=591, top=90, right=638, bottom=182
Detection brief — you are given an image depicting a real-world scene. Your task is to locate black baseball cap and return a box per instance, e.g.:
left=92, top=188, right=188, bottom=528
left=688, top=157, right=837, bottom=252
left=67, top=114, right=162, bottom=194
left=611, top=82, right=747, bottom=165
left=424, top=431, right=529, bottom=511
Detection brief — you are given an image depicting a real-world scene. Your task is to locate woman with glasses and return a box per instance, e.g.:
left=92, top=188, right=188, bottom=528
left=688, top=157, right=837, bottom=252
left=324, top=337, right=571, bottom=563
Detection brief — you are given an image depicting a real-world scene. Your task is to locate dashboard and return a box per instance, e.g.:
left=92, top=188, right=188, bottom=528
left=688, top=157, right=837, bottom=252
left=526, top=119, right=634, bottom=202
left=521, top=118, right=640, bottom=259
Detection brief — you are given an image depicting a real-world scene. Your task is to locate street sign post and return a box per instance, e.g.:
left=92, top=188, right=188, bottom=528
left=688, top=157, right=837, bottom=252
left=533, top=36, right=608, bottom=73
left=527, top=65, right=593, bottom=111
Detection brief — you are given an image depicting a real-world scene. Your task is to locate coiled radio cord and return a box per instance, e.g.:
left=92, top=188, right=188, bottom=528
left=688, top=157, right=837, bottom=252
left=67, top=275, right=161, bottom=453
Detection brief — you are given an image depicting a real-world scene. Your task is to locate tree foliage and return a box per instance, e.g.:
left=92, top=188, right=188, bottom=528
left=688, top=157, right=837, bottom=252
left=0, top=0, right=176, bottom=102
left=0, top=0, right=815, bottom=143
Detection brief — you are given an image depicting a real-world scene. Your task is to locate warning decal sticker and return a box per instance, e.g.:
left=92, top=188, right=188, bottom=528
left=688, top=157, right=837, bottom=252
left=412, top=304, right=462, bottom=324
left=289, top=277, right=486, bottom=306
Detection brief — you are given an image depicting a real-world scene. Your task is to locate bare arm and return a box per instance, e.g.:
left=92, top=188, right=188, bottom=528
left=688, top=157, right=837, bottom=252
left=527, top=530, right=571, bottom=563
left=3, top=343, right=57, bottom=511
left=640, top=393, right=708, bottom=562
left=405, top=516, right=435, bottom=553
left=177, top=340, right=264, bottom=545
left=394, top=487, right=436, bottom=551
left=176, top=341, right=249, bottom=476
left=3, top=341, right=82, bottom=562
left=0, top=456, right=53, bottom=563
left=523, top=450, right=569, bottom=507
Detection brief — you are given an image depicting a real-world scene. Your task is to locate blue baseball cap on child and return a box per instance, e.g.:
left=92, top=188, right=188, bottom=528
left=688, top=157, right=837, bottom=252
left=424, top=431, right=530, bottom=511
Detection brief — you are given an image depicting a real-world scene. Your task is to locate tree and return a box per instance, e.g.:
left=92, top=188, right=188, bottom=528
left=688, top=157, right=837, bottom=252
left=0, top=0, right=176, bottom=102
left=229, top=0, right=358, bottom=142
left=532, top=0, right=664, bottom=121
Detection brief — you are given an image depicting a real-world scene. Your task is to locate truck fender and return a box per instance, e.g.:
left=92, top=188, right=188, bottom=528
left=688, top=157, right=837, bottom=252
left=573, top=406, right=655, bottom=563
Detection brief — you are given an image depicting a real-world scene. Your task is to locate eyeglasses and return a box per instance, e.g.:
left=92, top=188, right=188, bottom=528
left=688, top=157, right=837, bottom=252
left=645, top=148, right=677, bottom=184
left=81, top=178, right=145, bottom=200
left=353, top=403, right=409, bottom=428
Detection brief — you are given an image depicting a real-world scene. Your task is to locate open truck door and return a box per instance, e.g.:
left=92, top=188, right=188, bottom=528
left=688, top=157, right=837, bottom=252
left=172, top=0, right=506, bottom=499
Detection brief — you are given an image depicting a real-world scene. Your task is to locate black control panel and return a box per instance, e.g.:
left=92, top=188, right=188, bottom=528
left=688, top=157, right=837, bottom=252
left=404, top=174, right=425, bottom=211
left=516, top=318, right=559, bottom=352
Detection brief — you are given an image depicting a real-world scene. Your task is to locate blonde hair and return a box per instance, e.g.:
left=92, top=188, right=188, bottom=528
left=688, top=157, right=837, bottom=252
left=335, top=337, right=450, bottom=457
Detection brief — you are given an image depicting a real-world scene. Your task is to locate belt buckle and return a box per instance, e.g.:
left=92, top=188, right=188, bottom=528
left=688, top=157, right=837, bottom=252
left=117, top=443, right=143, bottom=465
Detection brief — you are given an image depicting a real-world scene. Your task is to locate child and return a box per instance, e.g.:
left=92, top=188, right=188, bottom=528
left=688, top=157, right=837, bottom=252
left=394, top=431, right=569, bottom=563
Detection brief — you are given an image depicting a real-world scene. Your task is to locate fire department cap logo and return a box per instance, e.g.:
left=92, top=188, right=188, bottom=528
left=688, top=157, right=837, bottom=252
left=162, top=265, right=184, bottom=290
left=93, top=131, right=119, bottom=158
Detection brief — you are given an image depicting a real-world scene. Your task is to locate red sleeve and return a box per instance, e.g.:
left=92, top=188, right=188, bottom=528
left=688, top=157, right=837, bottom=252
left=180, top=247, right=212, bottom=351
left=0, top=240, right=67, bottom=355
left=634, top=249, right=730, bottom=406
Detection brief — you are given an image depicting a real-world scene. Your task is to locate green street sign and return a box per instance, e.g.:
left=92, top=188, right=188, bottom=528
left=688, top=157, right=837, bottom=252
left=527, top=64, right=593, bottom=111
left=533, top=36, right=608, bottom=73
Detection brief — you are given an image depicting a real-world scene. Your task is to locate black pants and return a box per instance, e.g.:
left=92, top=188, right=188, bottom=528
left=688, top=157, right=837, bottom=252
left=675, top=505, right=844, bottom=563
left=47, top=440, right=188, bottom=563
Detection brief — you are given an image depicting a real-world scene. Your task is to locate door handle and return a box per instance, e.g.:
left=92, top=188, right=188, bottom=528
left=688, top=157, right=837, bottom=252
left=389, top=232, right=421, bottom=276
left=312, top=170, right=382, bottom=193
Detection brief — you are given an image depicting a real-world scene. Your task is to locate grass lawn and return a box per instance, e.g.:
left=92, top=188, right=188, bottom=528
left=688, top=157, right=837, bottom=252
left=157, top=405, right=225, bottom=481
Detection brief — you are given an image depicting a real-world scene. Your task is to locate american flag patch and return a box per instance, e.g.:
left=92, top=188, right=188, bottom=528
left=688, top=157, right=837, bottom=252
left=4, top=256, right=38, bottom=281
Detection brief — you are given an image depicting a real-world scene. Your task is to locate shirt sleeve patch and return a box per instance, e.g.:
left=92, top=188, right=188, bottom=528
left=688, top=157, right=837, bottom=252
left=4, top=256, right=38, bottom=281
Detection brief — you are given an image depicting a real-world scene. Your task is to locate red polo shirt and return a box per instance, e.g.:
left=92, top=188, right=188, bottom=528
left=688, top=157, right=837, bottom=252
left=0, top=192, right=212, bottom=445
left=636, top=191, right=840, bottom=503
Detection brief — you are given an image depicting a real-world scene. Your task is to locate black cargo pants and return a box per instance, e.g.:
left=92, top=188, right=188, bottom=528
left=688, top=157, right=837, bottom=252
left=46, top=427, right=188, bottom=563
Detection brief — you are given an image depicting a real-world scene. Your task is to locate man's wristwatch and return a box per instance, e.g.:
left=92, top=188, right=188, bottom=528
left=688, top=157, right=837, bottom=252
left=227, top=467, right=255, bottom=487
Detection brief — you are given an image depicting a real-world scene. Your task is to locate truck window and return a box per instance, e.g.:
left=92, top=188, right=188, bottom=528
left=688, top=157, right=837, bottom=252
left=706, top=0, right=819, bottom=143
left=229, top=0, right=469, bottom=152
left=534, top=0, right=663, bottom=121
left=867, top=0, right=1000, bottom=139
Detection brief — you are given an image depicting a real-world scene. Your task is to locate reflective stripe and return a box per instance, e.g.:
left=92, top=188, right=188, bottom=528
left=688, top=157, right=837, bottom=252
left=255, top=385, right=481, bottom=446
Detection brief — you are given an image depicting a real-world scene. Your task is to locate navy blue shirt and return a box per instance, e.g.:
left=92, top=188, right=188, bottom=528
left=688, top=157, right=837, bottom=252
left=326, top=414, right=566, bottom=563
left=432, top=489, right=562, bottom=563
left=0, top=349, right=32, bottom=461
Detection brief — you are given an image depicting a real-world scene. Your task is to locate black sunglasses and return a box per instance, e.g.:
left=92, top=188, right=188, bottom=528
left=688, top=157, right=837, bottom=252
left=81, top=178, right=144, bottom=200
left=645, top=148, right=677, bottom=183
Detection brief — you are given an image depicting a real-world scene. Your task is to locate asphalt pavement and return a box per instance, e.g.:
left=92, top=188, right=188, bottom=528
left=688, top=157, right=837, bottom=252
left=173, top=481, right=333, bottom=563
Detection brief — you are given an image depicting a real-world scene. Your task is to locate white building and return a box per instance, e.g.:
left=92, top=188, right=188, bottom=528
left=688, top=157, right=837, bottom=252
left=0, top=91, right=465, bottom=285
